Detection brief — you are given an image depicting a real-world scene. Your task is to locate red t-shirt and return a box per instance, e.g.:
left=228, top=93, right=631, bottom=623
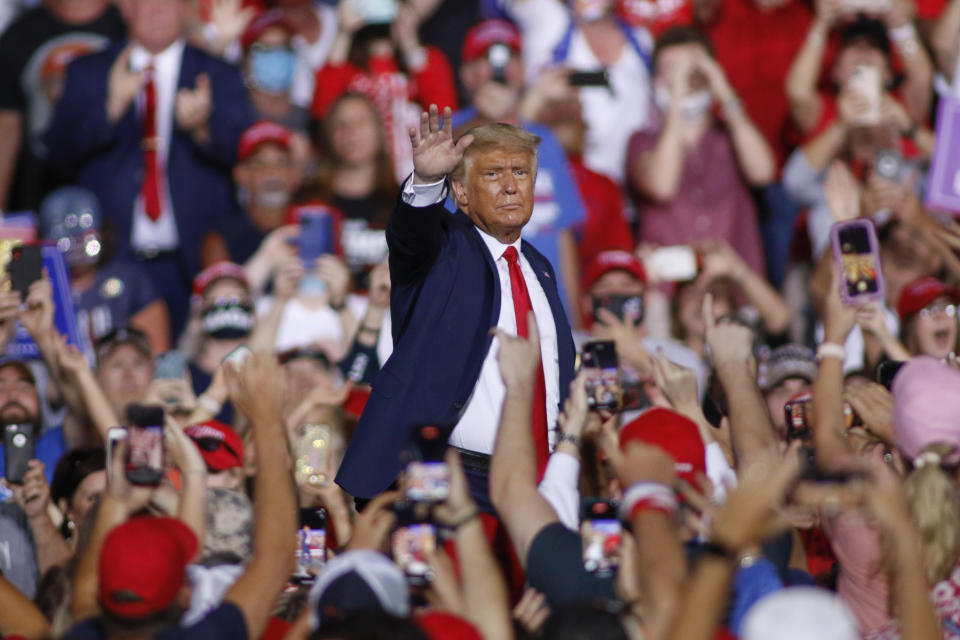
left=706, top=0, right=814, bottom=167
left=568, top=157, right=635, bottom=280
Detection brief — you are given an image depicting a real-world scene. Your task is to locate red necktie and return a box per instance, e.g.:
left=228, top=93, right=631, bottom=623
left=140, top=65, right=162, bottom=221
left=502, top=246, right=549, bottom=481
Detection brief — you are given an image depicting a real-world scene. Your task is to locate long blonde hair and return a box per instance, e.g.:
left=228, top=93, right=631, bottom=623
left=903, top=443, right=960, bottom=584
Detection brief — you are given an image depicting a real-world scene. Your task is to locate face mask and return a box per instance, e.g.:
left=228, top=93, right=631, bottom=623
left=574, top=0, right=612, bottom=21
left=249, top=47, right=296, bottom=94
left=202, top=302, right=255, bottom=339
left=255, top=178, right=290, bottom=209
left=653, top=85, right=713, bottom=121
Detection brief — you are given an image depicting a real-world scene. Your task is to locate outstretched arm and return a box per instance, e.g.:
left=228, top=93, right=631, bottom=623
left=489, top=314, right=560, bottom=566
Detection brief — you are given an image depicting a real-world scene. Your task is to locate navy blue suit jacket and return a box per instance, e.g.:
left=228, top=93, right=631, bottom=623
left=336, top=197, right=577, bottom=499
left=43, top=42, right=254, bottom=277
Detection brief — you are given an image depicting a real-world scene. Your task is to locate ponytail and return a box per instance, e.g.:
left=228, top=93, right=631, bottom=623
left=903, top=443, right=960, bottom=584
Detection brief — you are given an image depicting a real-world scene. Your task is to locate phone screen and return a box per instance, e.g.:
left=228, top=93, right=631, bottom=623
left=294, top=423, right=333, bottom=487
left=568, top=70, right=609, bottom=88
left=296, top=526, right=327, bottom=576
left=837, top=226, right=880, bottom=299
left=784, top=399, right=812, bottom=442
left=582, top=341, right=621, bottom=412
left=405, top=462, right=450, bottom=502
left=154, top=350, right=186, bottom=380
left=392, top=523, right=436, bottom=586
left=4, top=424, right=35, bottom=484
left=580, top=499, right=621, bottom=575
left=643, top=246, right=697, bottom=282
left=125, top=405, right=165, bottom=486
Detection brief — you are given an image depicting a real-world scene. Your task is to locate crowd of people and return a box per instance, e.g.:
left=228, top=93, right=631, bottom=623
left=0, top=0, right=960, bottom=637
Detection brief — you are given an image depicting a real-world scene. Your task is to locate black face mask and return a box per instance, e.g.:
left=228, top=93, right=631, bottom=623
left=201, top=302, right=255, bottom=339
left=592, top=294, right=644, bottom=327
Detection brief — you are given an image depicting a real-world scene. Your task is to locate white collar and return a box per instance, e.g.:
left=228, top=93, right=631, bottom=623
left=474, top=225, right=523, bottom=263
left=129, top=38, right=186, bottom=72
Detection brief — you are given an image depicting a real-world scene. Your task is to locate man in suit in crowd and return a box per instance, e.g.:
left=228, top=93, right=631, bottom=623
left=337, top=104, right=576, bottom=508
left=44, top=0, right=254, bottom=338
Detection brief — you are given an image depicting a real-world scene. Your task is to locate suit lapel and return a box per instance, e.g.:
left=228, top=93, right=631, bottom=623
left=521, top=241, right=566, bottom=333
left=458, top=211, right=502, bottom=323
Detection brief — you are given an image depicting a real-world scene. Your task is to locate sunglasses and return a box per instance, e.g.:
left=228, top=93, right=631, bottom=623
left=192, top=437, right=239, bottom=461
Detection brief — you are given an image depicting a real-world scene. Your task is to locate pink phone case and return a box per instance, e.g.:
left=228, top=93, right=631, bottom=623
left=830, top=219, right=886, bottom=305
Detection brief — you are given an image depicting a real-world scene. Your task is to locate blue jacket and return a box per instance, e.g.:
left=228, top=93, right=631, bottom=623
left=43, top=41, right=254, bottom=277
left=336, top=197, right=577, bottom=499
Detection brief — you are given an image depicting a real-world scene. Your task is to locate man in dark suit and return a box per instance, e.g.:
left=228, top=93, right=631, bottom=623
left=337, top=105, right=576, bottom=508
left=43, top=0, right=254, bottom=339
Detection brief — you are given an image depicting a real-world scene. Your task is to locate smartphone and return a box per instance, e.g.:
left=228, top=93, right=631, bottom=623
left=846, top=65, right=882, bottom=125
left=874, top=149, right=905, bottom=184
left=296, top=526, right=327, bottom=576
left=3, top=424, right=35, bottom=484
left=294, top=423, right=333, bottom=486
left=582, top=340, right=622, bottom=412
left=580, top=498, right=622, bottom=576
left=125, top=404, right=165, bottom=486
left=8, top=244, right=43, bottom=299
left=221, top=345, right=251, bottom=369
left=154, top=350, right=186, bottom=380
left=877, top=359, right=905, bottom=390
left=592, top=294, right=644, bottom=327
left=568, top=70, right=610, bottom=88
left=643, top=246, right=698, bottom=282
left=391, top=502, right=436, bottom=586
left=404, top=425, right=449, bottom=502
left=105, top=426, right=128, bottom=474
left=299, top=212, right=335, bottom=269
left=784, top=399, right=812, bottom=442
left=831, top=219, right=885, bottom=305
left=488, top=43, right=511, bottom=85
left=841, top=0, right=892, bottom=13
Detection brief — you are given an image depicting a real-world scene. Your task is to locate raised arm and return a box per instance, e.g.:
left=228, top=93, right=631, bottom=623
left=489, top=313, right=560, bottom=566
left=0, top=572, right=49, bottom=639
left=931, top=0, right=960, bottom=80
left=222, top=353, right=297, bottom=639
left=435, top=450, right=513, bottom=640
left=389, top=104, right=474, bottom=284
left=785, top=0, right=838, bottom=134
left=697, top=52, right=774, bottom=187
left=703, top=296, right=779, bottom=465
left=883, top=0, right=933, bottom=126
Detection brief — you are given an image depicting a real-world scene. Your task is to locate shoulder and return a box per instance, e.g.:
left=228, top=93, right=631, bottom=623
left=183, top=44, right=242, bottom=78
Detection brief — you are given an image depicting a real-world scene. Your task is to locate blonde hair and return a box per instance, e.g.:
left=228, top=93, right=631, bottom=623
left=449, top=123, right=541, bottom=185
left=903, top=443, right=960, bottom=584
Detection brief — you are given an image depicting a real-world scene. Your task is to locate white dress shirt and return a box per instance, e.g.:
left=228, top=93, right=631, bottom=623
left=129, top=40, right=183, bottom=251
left=401, top=176, right=561, bottom=455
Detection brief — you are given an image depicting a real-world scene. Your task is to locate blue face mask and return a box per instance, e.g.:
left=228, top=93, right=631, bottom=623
left=249, top=47, right=296, bottom=94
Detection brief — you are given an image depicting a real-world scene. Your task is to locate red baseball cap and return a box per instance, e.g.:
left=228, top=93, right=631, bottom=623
left=584, top=250, right=648, bottom=290
left=462, top=19, right=522, bottom=63
left=99, top=516, right=198, bottom=618
left=896, top=276, right=960, bottom=320
left=619, top=407, right=706, bottom=486
left=192, top=262, right=250, bottom=299
left=186, top=420, right=244, bottom=471
left=241, top=10, right=294, bottom=52
left=238, top=120, right=293, bottom=163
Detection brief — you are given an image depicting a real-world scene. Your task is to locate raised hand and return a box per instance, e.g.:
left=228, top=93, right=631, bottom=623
left=176, top=73, right=212, bottom=135
left=208, top=0, right=256, bottom=52
left=409, top=104, right=474, bottom=184
left=106, top=47, right=144, bottom=124
left=702, top=293, right=755, bottom=375
left=494, top=312, right=540, bottom=389
left=18, top=275, right=55, bottom=341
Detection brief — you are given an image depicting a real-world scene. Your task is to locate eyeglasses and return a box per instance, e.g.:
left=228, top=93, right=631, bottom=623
left=919, top=303, right=957, bottom=319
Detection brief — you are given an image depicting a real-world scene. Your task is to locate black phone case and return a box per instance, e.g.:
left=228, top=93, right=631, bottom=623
left=4, top=425, right=35, bottom=484
left=8, top=245, right=42, bottom=299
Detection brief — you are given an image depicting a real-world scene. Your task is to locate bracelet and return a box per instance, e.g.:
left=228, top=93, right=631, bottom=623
left=816, top=342, right=845, bottom=362
left=448, top=506, right=479, bottom=529
left=556, top=432, right=580, bottom=448
left=700, top=540, right=739, bottom=562
left=197, top=394, right=223, bottom=415
left=888, top=22, right=917, bottom=42
left=619, top=482, right=678, bottom=522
